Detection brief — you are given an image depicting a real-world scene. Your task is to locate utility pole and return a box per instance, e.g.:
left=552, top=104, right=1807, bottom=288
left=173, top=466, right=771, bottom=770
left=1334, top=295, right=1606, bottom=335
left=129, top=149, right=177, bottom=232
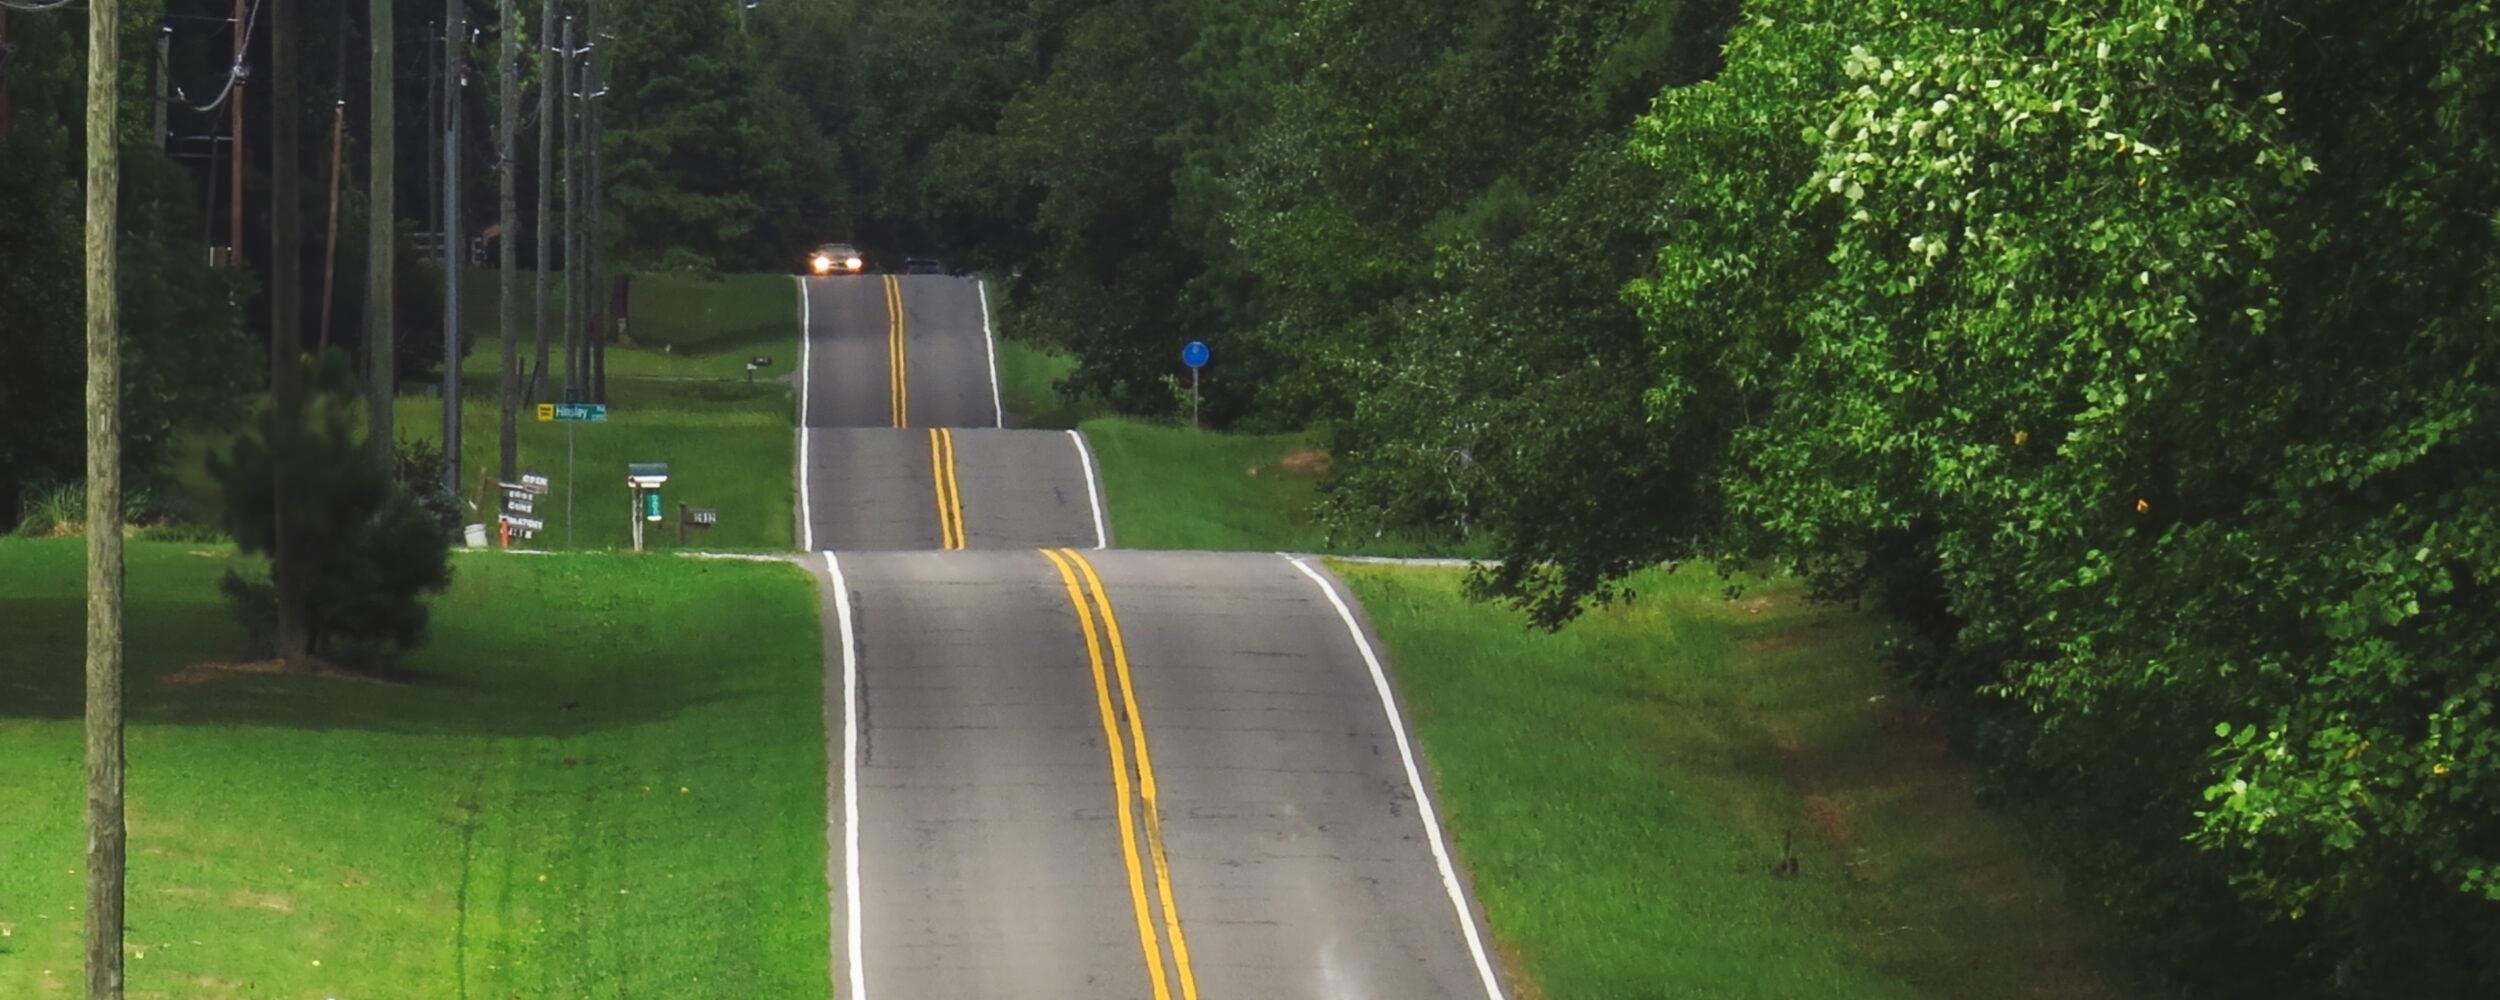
left=424, top=24, right=440, bottom=252
left=273, top=0, right=302, bottom=389
left=532, top=0, right=555, bottom=401
left=83, top=0, right=128, bottom=993
left=443, top=0, right=465, bottom=497
left=319, top=0, right=348, bottom=349
left=319, top=95, right=344, bottom=348
left=152, top=21, right=169, bottom=149
left=369, top=0, right=397, bottom=457
left=557, top=11, right=576, bottom=402
left=585, top=0, right=605, bottom=404
left=229, top=0, right=248, bottom=268
left=1, top=10, right=12, bottom=141
left=498, top=0, right=519, bottom=482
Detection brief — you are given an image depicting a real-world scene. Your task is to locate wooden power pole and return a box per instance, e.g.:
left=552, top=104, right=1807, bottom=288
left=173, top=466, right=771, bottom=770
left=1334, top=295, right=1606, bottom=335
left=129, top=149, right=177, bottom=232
left=229, top=0, right=247, bottom=267
left=272, top=0, right=301, bottom=388
left=557, top=11, right=575, bottom=402
left=442, top=0, right=465, bottom=497
left=368, top=0, right=396, bottom=455
left=83, top=0, right=128, bottom=993
left=532, top=0, right=554, bottom=401
left=498, top=0, right=520, bottom=481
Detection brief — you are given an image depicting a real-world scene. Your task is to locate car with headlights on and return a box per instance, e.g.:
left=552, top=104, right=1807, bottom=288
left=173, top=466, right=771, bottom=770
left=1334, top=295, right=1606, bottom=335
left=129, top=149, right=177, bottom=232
left=808, top=243, right=866, bottom=275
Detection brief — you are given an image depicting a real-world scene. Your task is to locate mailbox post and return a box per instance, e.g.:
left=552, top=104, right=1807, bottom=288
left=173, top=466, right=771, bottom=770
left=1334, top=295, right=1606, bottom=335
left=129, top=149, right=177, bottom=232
left=626, top=462, right=670, bottom=551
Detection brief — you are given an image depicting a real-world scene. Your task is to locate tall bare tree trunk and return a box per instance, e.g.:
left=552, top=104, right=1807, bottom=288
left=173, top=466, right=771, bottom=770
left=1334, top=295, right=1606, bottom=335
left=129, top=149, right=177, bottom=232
left=498, top=0, right=518, bottom=480
left=83, top=0, right=127, bottom=994
left=368, top=0, right=396, bottom=456
left=272, top=0, right=311, bottom=668
left=532, top=0, right=554, bottom=401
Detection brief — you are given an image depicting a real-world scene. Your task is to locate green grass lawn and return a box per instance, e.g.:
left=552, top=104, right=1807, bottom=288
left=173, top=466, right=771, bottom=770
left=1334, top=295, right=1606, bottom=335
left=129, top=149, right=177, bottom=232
left=995, top=338, right=1098, bottom=429
left=0, top=539, right=829, bottom=997
left=1081, top=418, right=1481, bottom=556
left=459, top=270, right=800, bottom=383
left=624, top=272, right=800, bottom=353
left=1342, top=563, right=2150, bottom=1000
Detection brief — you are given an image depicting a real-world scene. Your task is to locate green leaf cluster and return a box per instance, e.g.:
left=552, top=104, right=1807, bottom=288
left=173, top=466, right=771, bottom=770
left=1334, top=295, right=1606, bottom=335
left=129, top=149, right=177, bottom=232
left=1589, top=1, right=2498, bottom=991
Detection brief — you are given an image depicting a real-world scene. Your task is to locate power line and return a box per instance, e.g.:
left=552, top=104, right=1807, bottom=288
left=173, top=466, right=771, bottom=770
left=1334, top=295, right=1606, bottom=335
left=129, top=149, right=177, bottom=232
left=165, top=0, right=265, bottom=113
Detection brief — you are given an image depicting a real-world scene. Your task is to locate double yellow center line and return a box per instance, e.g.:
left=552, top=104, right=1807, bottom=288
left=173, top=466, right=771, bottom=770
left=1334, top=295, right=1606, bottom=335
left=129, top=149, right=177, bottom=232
left=884, top=274, right=909, bottom=427
left=928, top=429, right=968, bottom=549
left=1039, top=548, right=1200, bottom=1000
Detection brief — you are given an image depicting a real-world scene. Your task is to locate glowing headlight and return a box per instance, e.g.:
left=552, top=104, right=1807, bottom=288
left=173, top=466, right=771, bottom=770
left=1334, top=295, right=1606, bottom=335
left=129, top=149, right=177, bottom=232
left=810, top=256, right=833, bottom=273
left=845, top=256, right=864, bottom=271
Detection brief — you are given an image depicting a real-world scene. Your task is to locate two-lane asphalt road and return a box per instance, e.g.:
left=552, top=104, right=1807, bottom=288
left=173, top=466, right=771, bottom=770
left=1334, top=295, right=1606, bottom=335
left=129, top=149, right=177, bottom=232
left=819, top=550, right=1507, bottom=1000
left=793, top=270, right=1509, bottom=999
left=797, top=275, right=1108, bottom=551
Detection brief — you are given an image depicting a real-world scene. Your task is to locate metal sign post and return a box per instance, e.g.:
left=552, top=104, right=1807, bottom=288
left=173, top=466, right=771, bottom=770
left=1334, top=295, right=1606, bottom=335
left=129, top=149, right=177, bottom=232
left=538, top=403, right=607, bottom=547
left=1181, top=340, right=1210, bottom=430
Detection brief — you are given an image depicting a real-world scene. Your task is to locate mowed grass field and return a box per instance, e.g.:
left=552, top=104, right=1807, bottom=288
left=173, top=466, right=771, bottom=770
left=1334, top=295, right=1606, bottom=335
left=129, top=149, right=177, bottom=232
left=399, top=376, right=794, bottom=553
left=428, top=271, right=806, bottom=551
left=1341, top=563, right=2149, bottom=1000
left=0, top=540, right=829, bottom=997
left=457, top=269, right=800, bottom=381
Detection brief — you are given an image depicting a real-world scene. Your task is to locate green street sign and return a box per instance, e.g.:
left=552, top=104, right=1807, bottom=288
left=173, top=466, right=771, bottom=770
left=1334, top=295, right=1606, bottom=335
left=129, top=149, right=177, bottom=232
left=643, top=490, right=663, bottom=522
left=554, top=402, right=607, bottom=422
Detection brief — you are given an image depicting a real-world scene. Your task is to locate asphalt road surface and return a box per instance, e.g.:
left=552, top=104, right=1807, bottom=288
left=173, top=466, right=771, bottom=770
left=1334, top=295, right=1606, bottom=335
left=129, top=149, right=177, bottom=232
left=817, top=550, right=1508, bottom=1000
left=799, top=275, right=1109, bottom=550
left=793, top=271, right=1507, bottom=998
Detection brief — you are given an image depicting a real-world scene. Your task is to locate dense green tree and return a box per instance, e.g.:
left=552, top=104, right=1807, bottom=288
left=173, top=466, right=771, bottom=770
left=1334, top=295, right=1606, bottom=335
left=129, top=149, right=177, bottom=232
left=0, top=5, right=253, bottom=522
left=209, top=354, right=454, bottom=665
left=1584, top=1, right=2499, bottom=992
left=603, top=0, right=839, bottom=271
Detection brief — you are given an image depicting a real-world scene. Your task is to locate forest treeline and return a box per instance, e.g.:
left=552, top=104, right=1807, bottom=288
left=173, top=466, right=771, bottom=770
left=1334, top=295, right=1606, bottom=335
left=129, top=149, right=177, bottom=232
left=3, top=0, right=2493, bottom=994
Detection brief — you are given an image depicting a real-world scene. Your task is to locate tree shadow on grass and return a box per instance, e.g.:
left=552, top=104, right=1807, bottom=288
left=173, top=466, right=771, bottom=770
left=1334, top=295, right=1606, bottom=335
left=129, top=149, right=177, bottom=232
left=0, top=578, right=765, bottom=741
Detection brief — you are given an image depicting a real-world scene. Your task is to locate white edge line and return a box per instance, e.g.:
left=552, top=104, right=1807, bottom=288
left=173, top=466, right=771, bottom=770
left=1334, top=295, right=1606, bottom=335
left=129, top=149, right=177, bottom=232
left=826, top=551, right=865, bottom=1000
left=1285, top=554, right=1509, bottom=1000
left=796, top=276, right=815, bottom=553
left=977, top=278, right=1005, bottom=429
left=1066, top=429, right=1111, bottom=550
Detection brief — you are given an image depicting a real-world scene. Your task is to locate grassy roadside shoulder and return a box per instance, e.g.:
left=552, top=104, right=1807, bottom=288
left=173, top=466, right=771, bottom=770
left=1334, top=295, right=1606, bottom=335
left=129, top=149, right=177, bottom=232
left=996, top=335, right=1477, bottom=555
left=0, top=540, right=829, bottom=997
left=1340, top=563, right=2150, bottom=1000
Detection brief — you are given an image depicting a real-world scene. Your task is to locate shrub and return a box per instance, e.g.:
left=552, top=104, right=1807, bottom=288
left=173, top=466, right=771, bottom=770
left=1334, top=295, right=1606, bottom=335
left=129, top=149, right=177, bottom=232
left=207, top=353, right=454, bottom=667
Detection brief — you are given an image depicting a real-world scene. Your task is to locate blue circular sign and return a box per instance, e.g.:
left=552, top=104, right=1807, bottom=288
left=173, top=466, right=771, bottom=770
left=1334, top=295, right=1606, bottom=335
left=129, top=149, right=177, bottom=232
left=1181, top=341, right=1210, bottom=369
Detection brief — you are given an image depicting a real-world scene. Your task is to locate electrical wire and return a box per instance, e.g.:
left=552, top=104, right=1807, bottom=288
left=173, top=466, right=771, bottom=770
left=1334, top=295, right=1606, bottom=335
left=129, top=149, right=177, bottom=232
left=0, top=0, right=87, bottom=12
left=167, top=0, right=266, bottom=113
